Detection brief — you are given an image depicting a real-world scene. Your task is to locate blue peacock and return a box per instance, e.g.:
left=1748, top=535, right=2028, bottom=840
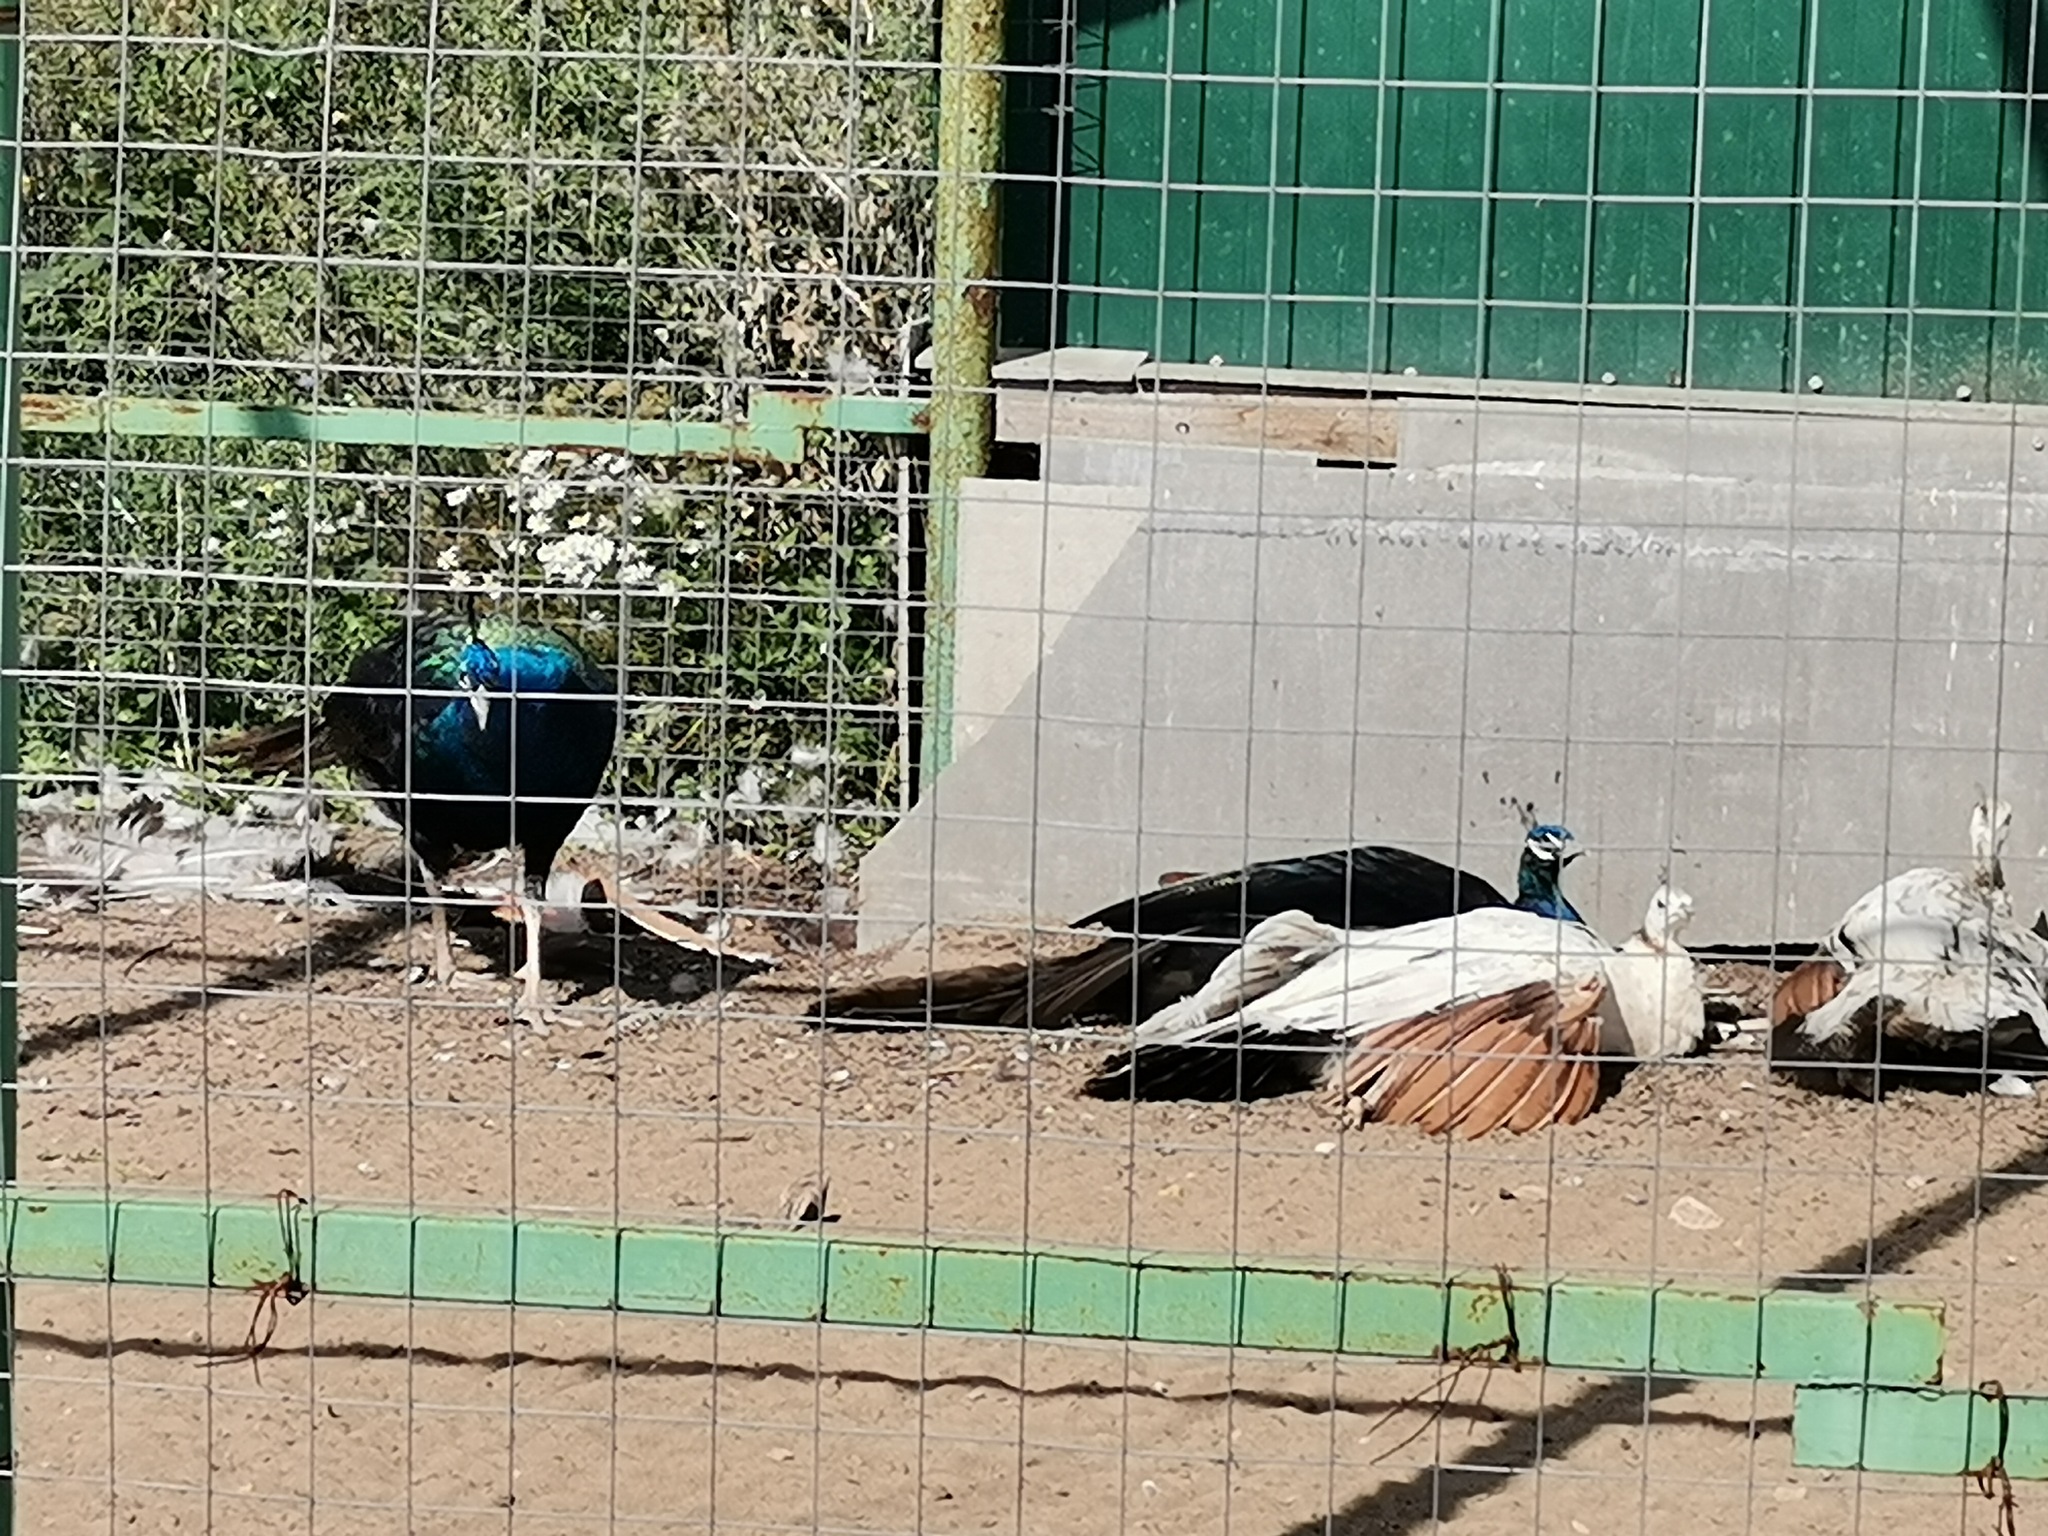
left=211, top=604, right=618, bottom=1018
left=812, top=817, right=1587, bottom=1032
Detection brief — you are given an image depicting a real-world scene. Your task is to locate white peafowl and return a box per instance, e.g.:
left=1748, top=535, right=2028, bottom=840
left=1769, top=795, right=2048, bottom=1098
left=1081, top=882, right=1709, bottom=1136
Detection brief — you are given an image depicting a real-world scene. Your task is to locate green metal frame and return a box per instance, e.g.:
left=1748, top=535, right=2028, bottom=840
left=1, top=1190, right=1946, bottom=1385
left=17, top=390, right=930, bottom=464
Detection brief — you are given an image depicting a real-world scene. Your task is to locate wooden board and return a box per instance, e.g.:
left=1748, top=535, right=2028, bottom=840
left=995, top=387, right=1400, bottom=465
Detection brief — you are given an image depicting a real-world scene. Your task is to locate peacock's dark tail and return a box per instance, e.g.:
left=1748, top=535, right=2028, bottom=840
left=206, top=714, right=340, bottom=775
left=1083, top=1030, right=1330, bottom=1102
left=813, top=845, right=1514, bottom=1034
left=812, top=933, right=1207, bottom=1031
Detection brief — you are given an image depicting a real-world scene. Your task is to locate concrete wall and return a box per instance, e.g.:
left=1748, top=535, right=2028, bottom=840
left=858, top=373, right=2048, bottom=951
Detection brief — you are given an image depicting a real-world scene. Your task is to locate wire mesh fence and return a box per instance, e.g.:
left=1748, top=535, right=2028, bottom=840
left=10, top=0, right=2048, bottom=1532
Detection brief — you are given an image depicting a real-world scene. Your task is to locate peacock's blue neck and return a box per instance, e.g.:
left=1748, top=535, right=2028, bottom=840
left=1515, top=858, right=1583, bottom=925
left=411, top=639, right=611, bottom=799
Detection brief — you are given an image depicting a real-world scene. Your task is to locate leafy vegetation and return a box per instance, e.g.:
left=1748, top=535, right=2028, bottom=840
left=16, top=0, right=936, bottom=854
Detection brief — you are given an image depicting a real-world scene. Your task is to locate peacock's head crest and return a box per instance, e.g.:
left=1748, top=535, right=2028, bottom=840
left=455, top=637, right=502, bottom=729
left=1522, top=823, right=1582, bottom=869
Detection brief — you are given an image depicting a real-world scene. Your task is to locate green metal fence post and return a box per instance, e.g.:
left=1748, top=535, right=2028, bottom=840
left=924, top=0, right=1005, bottom=786
left=0, top=4, right=24, bottom=1528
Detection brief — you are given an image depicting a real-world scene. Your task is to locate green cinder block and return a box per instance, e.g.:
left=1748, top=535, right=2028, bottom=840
left=930, top=1247, right=1028, bottom=1334
left=11, top=1193, right=114, bottom=1282
left=112, top=1200, right=209, bottom=1289
left=1652, top=1288, right=1761, bottom=1378
left=514, top=1221, right=617, bottom=1310
left=1238, top=1265, right=1342, bottom=1353
left=414, top=1216, right=514, bottom=1304
left=312, top=1208, right=412, bottom=1299
left=1547, top=1282, right=1654, bottom=1371
left=211, top=1201, right=300, bottom=1291
left=1340, top=1274, right=1447, bottom=1359
left=826, top=1242, right=930, bottom=1328
left=1447, top=1269, right=1547, bottom=1361
left=1137, top=1259, right=1241, bottom=1347
left=617, top=1227, right=717, bottom=1315
left=722, top=1232, right=827, bottom=1321
left=1795, top=1385, right=2048, bottom=1479
left=1032, top=1252, right=1134, bottom=1339
left=1762, top=1290, right=1944, bottom=1386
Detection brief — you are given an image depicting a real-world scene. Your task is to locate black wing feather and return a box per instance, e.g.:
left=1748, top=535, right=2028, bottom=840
left=1071, top=845, right=1510, bottom=940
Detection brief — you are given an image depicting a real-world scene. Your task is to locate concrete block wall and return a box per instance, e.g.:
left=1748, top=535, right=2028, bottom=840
left=857, top=372, right=2048, bottom=951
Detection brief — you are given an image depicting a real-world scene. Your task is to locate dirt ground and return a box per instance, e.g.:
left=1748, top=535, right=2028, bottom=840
left=12, top=892, right=2048, bottom=1535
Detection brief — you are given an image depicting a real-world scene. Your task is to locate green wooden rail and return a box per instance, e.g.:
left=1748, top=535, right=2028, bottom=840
left=0, top=1191, right=1944, bottom=1385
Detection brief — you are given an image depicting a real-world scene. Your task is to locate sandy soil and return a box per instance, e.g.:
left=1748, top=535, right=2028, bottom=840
left=11, top=893, right=2047, bottom=1534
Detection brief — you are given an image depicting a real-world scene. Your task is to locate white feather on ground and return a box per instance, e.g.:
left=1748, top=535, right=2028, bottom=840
left=1087, top=886, right=1708, bottom=1135
left=1772, top=796, right=2048, bottom=1092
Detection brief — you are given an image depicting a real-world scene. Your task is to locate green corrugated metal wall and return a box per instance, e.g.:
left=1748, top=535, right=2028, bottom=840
left=1003, top=0, right=2048, bottom=401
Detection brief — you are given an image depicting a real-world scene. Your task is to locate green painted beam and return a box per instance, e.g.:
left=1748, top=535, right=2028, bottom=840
left=0, top=1192, right=1945, bottom=1385
left=922, top=0, right=1004, bottom=788
left=16, top=390, right=929, bottom=463
left=1796, top=1385, right=2048, bottom=1479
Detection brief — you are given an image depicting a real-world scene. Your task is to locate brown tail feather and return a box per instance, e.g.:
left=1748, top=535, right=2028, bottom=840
left=207, top=714, right=338, bottom=775
left=1379, top=1009, right=1530, bottom=1132
left=1771, top=958, right=1847, bottom=1030
left=1327, top=977, right=1606, bottom=1138
left=1446, top=1013, right=1576, bottom=1137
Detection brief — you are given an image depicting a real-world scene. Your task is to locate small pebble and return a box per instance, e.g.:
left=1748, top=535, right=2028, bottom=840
left=1989, top=1073, right=2034, bottom=1098
left=1314, top=1141, right=1337, bottom=1155
left=1669, top=1195, right=1724, bottom=1231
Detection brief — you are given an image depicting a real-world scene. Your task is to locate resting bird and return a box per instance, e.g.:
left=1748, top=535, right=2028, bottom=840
left=1082, top=882, right=1708, bottom=1130
left=814, top=821, right=1588, bottom=1031
left=209, top=605, right=618, bottom=1019
left=1769, top=796, right=2048, bottom=1096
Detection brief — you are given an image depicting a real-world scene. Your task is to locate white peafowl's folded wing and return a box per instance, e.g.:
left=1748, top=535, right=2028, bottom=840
left=1228, top=907, right=1614, bottom=1047
left=1830, top=867, right=1978, bottom=966
left=1128, top=909, right=1345, bottom=1045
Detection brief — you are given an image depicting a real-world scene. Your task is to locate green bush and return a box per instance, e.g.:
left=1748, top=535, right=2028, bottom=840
left=17, top=0, right=936, bottom=856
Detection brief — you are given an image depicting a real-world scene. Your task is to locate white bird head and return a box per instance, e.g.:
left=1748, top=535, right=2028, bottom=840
left=1639, top=881, right=1695, bottom=948
left=1970, top=794, right=2013, bottom=881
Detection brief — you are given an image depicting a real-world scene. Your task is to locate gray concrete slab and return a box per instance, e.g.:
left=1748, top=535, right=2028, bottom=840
left=859, top=388, right=2048, bottom=953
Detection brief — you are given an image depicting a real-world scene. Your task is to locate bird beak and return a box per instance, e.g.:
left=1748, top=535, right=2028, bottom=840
left=1563, top=848, right=1586, bottom=866
left=466, top=686, right=492, bottom=730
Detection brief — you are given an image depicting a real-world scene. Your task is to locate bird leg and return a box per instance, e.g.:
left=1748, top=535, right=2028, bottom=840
left=413, top=859, right=472, bottom=991
left=509, top=850, right=550, bottom=1022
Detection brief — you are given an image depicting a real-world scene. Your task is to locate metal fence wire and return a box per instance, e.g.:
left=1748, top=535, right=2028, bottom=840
left=7, top=0, right=2048, bottom=1531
